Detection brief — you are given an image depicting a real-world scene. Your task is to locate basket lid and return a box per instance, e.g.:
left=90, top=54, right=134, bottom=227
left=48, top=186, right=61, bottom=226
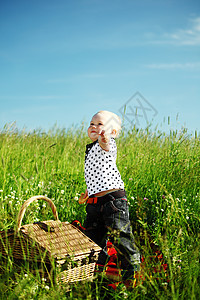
left=20, top=220, right=101, bottom=260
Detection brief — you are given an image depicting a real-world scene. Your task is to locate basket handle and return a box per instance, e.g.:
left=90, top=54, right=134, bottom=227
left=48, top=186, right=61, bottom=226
left=17, top=195, right=59, bottom=232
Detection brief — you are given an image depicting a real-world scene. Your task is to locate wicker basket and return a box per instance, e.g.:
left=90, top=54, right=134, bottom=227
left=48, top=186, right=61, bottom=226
left=0, top=195, right=101, bottom=283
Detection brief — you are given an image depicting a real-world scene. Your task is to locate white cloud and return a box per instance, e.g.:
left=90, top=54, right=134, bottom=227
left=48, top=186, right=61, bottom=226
left=46, top=73, right=106, bottom=84
left=163, top=17, right=200, bottom=46
left=46, top=71, right=139, bottom=84
left=11, top=104, right=58, bottom=115
left=145, top=62, right=200, bottom=70
left=0, top=95, right=66, bottom=101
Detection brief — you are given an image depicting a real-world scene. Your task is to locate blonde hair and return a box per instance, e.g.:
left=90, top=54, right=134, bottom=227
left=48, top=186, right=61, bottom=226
left=97, top=110, right=121, bottom=136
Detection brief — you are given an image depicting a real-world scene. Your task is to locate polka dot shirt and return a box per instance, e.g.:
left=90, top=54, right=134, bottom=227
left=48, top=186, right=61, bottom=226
left=84, top=138, right=124, bottom=196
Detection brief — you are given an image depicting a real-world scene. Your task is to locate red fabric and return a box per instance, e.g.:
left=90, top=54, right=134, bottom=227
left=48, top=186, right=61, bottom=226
left=71, top=220, right=170, bottom=287
left=86, top=197, right=98, bottom=204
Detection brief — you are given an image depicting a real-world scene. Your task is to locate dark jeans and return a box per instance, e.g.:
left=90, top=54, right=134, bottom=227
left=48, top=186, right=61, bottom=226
left=84, top=196, right=140, bottom=278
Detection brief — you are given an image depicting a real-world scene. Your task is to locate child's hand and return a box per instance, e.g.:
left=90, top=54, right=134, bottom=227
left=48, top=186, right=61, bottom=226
left=98, top=130, right=110, bottom=151
left=99, top=130, right=109, bottom=143
left=79, top=189, right=88, bottom=204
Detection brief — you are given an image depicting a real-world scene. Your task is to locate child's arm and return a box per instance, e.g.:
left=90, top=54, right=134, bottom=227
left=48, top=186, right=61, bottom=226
left=98, top=130, right=110, bottom=151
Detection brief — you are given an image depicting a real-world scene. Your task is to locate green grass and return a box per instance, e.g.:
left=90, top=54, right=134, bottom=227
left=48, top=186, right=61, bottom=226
left=0, top=123, right=199, bottom=299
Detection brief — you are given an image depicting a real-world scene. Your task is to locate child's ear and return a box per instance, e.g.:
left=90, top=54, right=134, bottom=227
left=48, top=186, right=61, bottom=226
left=111, top=129, right=117, bottom=137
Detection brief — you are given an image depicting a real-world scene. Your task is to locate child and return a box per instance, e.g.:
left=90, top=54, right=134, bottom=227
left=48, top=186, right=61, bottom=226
left=81, top=110, right=140, bottom=281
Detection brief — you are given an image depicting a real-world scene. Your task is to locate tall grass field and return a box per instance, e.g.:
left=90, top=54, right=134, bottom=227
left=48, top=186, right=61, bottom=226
left=0, top=123, right=199, bottom=299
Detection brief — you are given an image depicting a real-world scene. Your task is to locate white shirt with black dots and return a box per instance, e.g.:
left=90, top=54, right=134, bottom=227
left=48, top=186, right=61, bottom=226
left=84, top=138, right=124, bottom=197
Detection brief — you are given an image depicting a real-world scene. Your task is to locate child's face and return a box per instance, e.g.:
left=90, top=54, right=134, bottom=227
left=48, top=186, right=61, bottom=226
left=88, top=113, right=108, bottom=141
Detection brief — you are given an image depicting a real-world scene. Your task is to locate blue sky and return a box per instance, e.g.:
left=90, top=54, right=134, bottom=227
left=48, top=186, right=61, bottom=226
left=0, top=0, right=200, bottom=135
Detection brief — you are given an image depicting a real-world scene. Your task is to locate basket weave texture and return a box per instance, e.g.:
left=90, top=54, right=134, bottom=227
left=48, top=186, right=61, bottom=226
left=0, top=195, right=101, bottom=283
